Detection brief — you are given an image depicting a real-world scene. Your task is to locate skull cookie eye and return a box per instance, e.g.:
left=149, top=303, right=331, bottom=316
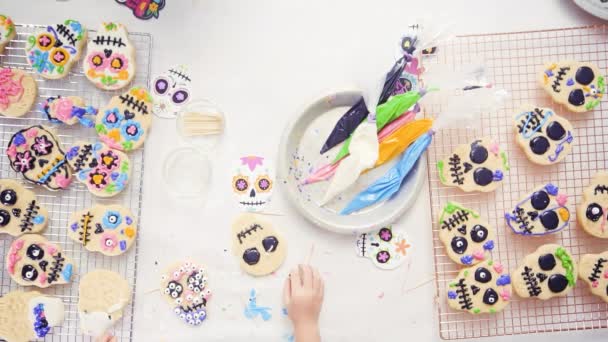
left=538, top=253, right=556, bottom=271
left=568, top=89, right=585, bottom=106
left=546, top=121, right=566, bottom=141
left=475, top=267, right=492, bottom=283
left=586, top=203, right=603, bottom=222
left=473, top=168, right=493, bottom=186
left=575, top=66, right=595, bottom=85
left=103, top=211, right=122, bottom=229
left=378, top=227, right=393, bottom=242
left=21, top=265, right=38, bottom=281
left=243, top=248, right=260, bottom=265
left=109, top=56, right=126, bottom=71
left=233, top=176, right=249, bottom=193
left=470, top=225, right=488, bottom=243
left=483, top=288, right=499, bottom=305
left=50, top=48, right=69, bottom=66
left=262, top=236, right=279, bottom=252
left=36, top=33, right=55, bottom=51
left=530, top=136, right=550, bottom=155
left=548, top=274, right=568, bottom=293
left=26, top=244, right=45, bottom=260
left=531, top=191, right=550, bottom=210
left=172, top=90, right=189, bottom=105
left=469, top=143, right=488, bottom=164
left=255, top=176, right=273, bottom=193
left=376, top=250, right=391, bottom=264
left=540, top=210, right=559, bottom=230
left=451, top=236, right=468, bottom=254
left=0, top=209, right=10, bottom=226
left=0, top=189, right=17, bottom=205
left=153, top=77, right=170, bottom=95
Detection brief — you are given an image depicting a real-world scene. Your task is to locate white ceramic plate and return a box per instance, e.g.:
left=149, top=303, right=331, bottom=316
left=277, top=90, right=426, bottom=234
left=574, top=0, right=608, bottom=20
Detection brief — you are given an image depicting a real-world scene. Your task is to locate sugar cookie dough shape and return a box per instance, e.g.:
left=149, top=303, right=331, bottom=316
left=446, top=260, right=512, bottom=314
left=42, top=95, right=97, bottom=127
left=438, top=202, right=495, bottom=266
left=0, top=291, right=65, bottom=342
left=231, top=213, right=286, bottom=276
left=514, top=107, right=574, bottom=165
left=152, top=64, right=192, bottom=118
left=355, top=226, right=412, bottom=270
left=6, top=234, right=75, bottom=288
left=232, top=156, right=275, bottom=212
left=68, top=204, right=137, bottom=256
left=578, top=252, right=608, bottom=303
left=160, top=261, right=211, bottom=326
left=512, top=244, right=577, bottom=300
left=0, top=179, right=49, bottom=237
left=78, top=270, right=131, bottom=337
left=0, top=67, right=38, bottom=118
left=577, top=172, right=608, bottom=238
left=0, top=14, right=16, bottom=54
left=25, top=19, right=87, bottom=79
left=540, top=61, right=605, bottom=112
left=437, top=137, right=507, bottom=192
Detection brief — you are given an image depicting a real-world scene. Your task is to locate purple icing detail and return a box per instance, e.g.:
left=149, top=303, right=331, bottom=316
left=119, top=240, right=127, bottom=251
left=566, top=78, right=575, bottom=86
left=496, top=275, right=511, bottom=286
left=111, top=172, right=120, bottom=181
left=70, top=222, right=78, bottom=232
left=493, top=170, right=503, bottom=181
left=448, top=291, right=457, bottom=299
left=483, top=240, right=495, bottom=251
left=545, top=70, right=554, bottom=77
left=545, top=183, right=559, bottom=196
left=33, top=303, right=51, bottom=338
left=460, top=255, right=474, bottom=265
left=126, top=216, right=133, bottom=225
left=13, top=133, right=26, bottom=146
left=66, top=146, right=79, bottom=160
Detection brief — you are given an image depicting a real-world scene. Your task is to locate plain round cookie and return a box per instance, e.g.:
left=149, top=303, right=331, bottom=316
left=0, top=178, right=49, bottom=237
left=577, top=172, right=608, bottom=238
left=0, top=67, right=38, bottom=117
left=578, top=252, right=608, bottom=303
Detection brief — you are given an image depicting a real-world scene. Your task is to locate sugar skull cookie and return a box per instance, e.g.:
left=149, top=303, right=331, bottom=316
left=577, top=172, right=608, bottom=238
left=356, top=226, right=412, bottom=270
left=42, top=96, right=97, bottom=127
left=6, top=234, right=75, bottom=288
left=436, top=137, right=508, bottom=192
left=438, top=202, right=495, bottom=266
left=25, top=19, right=87, bottom=79
left=95, top=87, right=153, bottom=152
left=505, top=183, right=569, bottom=236
left=232, top=156, right=275, bottom=212
left=160, top=261, right=211, bottom=326
left=514, top=107, right=574, bottom=165
left=512, top=244, right=576, bottom=300
left=540, top=61, right=605, bottom=112
left=7, top=125, right=72, bottom=191
left=0, top=67, right=38, bottom=117
left=0, top=179, right=49, bottom=237
left=84, top=22, right=135, bottom=90
left=0, top=14, right=16, bottom=54
left=231, top=213, right=286, bottom=276
left=65, top=141, right=131, bottom=197
left=578, top=252, right=608, bottom=303
left=446, top=260, right=512, bottom=314
left=0, top=291, right=65, bottom=342
left=68, top=204, right=137, bottom=256
left=152, top=65, right=192, bottom=118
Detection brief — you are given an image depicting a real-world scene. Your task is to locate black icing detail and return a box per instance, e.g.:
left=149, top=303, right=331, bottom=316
left=522, top=266, right=542, bottom=297
left=92, top=35, right=126, bottom=47
left=594, top=185, right=608, bottom=195
left=540, top=211, right=559, bottom=230
left=568, top=89, right=585, bottom=106
left=12, top=208, right=21, bottom=217
left=0, top=189, right=17, bottom=205
left=531, top=191, right=550, bottom=210
left=470, top=285, right=480, bottom=295
left=575, top=66, right=595, bottom=85
left=71, top=144, right=93, bottom=172
left=455, top=278, right=473, bottom=310
left=463, top=162, right=473, bottom=173
left=586, top=203, right=603, bottom=222
left=19, top=200, right=40, bottom=233
left=470, top=225, right=488, bottom=243
left=26, top=244, right=45, bottom=260
left=0, top=209, right=10, bottom=227
left=440, top=210, right=470, bottom=231
left=530, top=136, right=550, bottom=155
left=95, top=223, right=104, bottom=234
left=548, top=274, right=568, bottom=293
left=451, top=236, right=468, bottom=254
left=118, top=94, right=149, bottom=115
left=551, top=67, right=570, bottom=93
left=473, top=168, right=493, bottom=186
left=546, top=121, right=566, bottom=141
left=475, top=267, right=492, bottom=283
left=448, top=154, right=464, bottom=185
left=169, top=68, right=192, bottom=82
left=517, top=108, right=545, bottom=134
left=78, top=213, right=94, bottom=245
left=262, top=236, right=279, bottom=252
left=21, top=264, right=38, bottom=281
left=538, top=254, right=556, bottom=271
left=482, top=288, right=499, bottom=305
left=469, top=142, right=488, bottom=164
left=47, top=253, right=65, bottom=284
left=513, top=207, right=533, bottom=234
left=457, top=225, right=467, bottom=235
left=55, top=23, right=77, bottom=46
left=243, top=248, right=260, bottom=265
left=39, top=260, right=48, bottom=272
left=237, top=224, right=263, bottom=244
left=537, top=273, right=548, bottom=282
left=588, top=258, right=607, bottom=283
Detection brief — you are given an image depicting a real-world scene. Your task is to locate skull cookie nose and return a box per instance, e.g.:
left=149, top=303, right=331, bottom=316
left=249, top=189, right=256, bottom=198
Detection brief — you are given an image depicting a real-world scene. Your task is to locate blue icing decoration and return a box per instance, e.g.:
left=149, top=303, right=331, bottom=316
left=33, top=215, right=45, bottom=224
left=545, top=70, right=554, bottom=77
left=13, top=133, right=26, bottom=146
left=62, top=264, right=73, bottom=281
left=126, top=216, right=133, bottom=225
left=483, top=240, right=495, bottom=251
left=66, top=146, right=79, bottom=160
left=93, top=142, right=103, bottom=151
left=120, top=240, right=127, bottom=251
left=493, top=170, right=503, bottom=181
left=448, top=291, right=457, bottom=299
left=111, top=172, right=120, bottom=181
left=103, top=210, right=122, bottom=229
left=78, top=170, right=89, bottom=181
left=460, top=255, right=474, bottom=265
left=496, top=274, right=511, bottom=286
left=566, top=78, right=574, bottom=86
left=33, top=303, right=51, bottom=337
left=121, top=120, right=144, bottom=141
left=70, top=222, right=78, bottom=232
left=545, top=183, right=559, bottom=196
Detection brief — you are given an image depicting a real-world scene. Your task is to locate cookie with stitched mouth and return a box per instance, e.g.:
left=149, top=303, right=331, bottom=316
left=577, top=172, right=608, bottom=238
left=0, top=290, right=65, bottom=342
left=0, top=179, right=49, bottom=237
left=578, top=251, right=608, bottom=303
left=540, top=61, right=604, bottom=113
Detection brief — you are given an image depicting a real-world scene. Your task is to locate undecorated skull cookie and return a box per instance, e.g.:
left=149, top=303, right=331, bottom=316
left=42, top=96, right=97, bottom=127
left=232, top=156, right=275, bottom=212
left=6, top=234, right=75, bottom=288
left=436, top=137, right=508, bottom=192
left=0, top=291, right=65, bottom=342
left=65, top=141, right=131, bottom=197
left=446, top=260, right=512, bottom=314
left=355, top=226, right=412, bottom=270
left=512, top=244, right=577, bottom=300
left=505, top=183, right=569, bottom=236
left=152, top=65, right=192, bottom=118
left=0, top=67, right=38, bottom=117
left=68, top=204, right=137, bottom=256
left=578, top=252, right=608, bottom=303
left=0, top=179, right=49, bottom=237
left=7, top=125, right=72, bottom=191
left=78, top=270, right=131, bottom=337
left=540, top=61, right=605, bottom=112
left=438, top=202, right=495, bottom=266
left=577, top=172, right=608, bottom=238
left=231, top=213, right=286, bottom=276
left=95, top=87, right=153, bottom=152
left=0, top=15, right=16, bottom=54
left=160, top=261, right=211, bottom=326
left=25, top=20, right=87, bottom=79
left=514, top=106, right=574, bottom=165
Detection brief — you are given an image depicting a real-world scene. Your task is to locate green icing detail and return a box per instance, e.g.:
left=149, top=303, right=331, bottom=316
left=586, top=100, right=600, bottom=110
left=500, top=151, right=510, bottom=171
left=487, top=260, right=493, bottom=266
left=437, top=160, right=446, bottom=183
left=555, top=247, right=576, bottom=287
left=598, top=75, right=605, bottom=94
left=489, top=308, right=496, bottom=314
left=95, top=124, right=107, bottom=134
left=473, top=308, right=480, bottom=314
left=438, top=201, right=480, bottom=226
left=449, top=282, right=456, bottom=288
left=121, top=160, right=130, bottom=173
left=26, top=35, right=35, bottom=50
left=122, top=141, right=133, bottom=151
left=105, top=22, right=117, bottom=31
left=105, top=183, right=116, bottom=194
left=463, top=270, right=469, bottom=277
left=101, top=75, right=118, bottom=86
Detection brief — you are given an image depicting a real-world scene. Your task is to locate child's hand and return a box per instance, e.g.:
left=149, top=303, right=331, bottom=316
left=283, top=265, right=324, bottom=342
left=95, top=333, right=116, bottom=342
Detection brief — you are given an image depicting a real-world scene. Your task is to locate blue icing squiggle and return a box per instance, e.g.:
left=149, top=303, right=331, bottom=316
left=448, top=291, right=457, bottom=299
left=62, top=264, right=73, bottom=281
left=483, top=240, right=495, bottom=251
left=120, top=240, right=127, bottom=251
left=460, top=255, right=474, bottom=265
left=33, top=215, right=45, bottom=224
left=545, top=183, right=559, bottom=196
left=496, top=274, right=511, bottom=286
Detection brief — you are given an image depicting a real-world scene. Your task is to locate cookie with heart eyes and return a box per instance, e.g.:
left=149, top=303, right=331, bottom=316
left=577, top=172, right=608, bottom=238
left=578, top=251, right=608, bottom=303
left=540, top=61, right=605, bottom=112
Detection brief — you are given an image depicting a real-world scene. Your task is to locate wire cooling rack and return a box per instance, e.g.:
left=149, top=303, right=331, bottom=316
left=0, top=24, right=151, bottom=341
left=426, top=25, right=608, bottom=340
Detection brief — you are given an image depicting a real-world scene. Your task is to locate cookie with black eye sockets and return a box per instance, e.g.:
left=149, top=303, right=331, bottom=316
left=577, top=172, right=608, bottom=238
left=160, top=261, right=211, bottom=326
left=512, top=244, right=577, bottom=300
left=0, top=179, right=49, bottom=237
left=540, top=61, right=605, bottom=113
left=578, top=251, right=608, bottom=303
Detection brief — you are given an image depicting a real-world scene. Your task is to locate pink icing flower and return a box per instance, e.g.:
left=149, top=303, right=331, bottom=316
left=6, top=145, right=16, bottom=158
left=101, top=232, right=118, bottom=252
left=39, top=273, right=47, bottom=285
left=489, top=142, right=500, bottom=156
left=556, top=193, right=568, bottom=206
left=500, top=289, right=511, bottom=301
left=55, top=174, right=72, bottom=189
left=493, top=263, right=504, bottom=274
left=39, top=35, right=50, bottom=46
left=87, top=52, right=109, bottom=71
left=53, top=51, right=65, bottom=62
left=0, top=68, right=24, bottom=110
left=592, top=280, right=599, bottom=288
left=25, top=127, right=38, bottom=138
left=53, top=97, right=75, bottom=122
left=46, top=245, right=57, bottom=255
left=473, top=251, right=485, bottom=260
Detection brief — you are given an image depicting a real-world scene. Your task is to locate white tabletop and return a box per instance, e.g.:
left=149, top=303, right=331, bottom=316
left=5, top=0, right=608, bottom=341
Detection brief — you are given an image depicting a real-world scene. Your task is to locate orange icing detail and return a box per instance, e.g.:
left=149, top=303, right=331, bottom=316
left=108, top=129, right=121, bottom=142
left=117, top=70, right=129, bottom=80
left=125, top=227, right=135, bottom=238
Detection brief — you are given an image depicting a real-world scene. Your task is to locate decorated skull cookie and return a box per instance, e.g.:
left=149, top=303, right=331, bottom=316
left=7, top=125, right=72, bottom=191
left=356, top=226, right=412, bottom=270
left=0, top=67, right=38, bottom=117
left=577, top=172, right=608, bottom=238
left=505, top=183, right=569, bottom=236
left=160, top=261, right=211, bottom=326
left=512, top=244, right=576, bottom=300
left=151, top=65, right=192, bottom=118
left=514, top=107, right=574, bottom=165
left=0, top=291, right=65, bottom=342
left=578, top=252, right=608, bottom=303
left=540, top=61, right=605, bottom=112
left=96, top=87, right=153, bottom=152
left=6, top=234, right=75, bottom=288
left=68, top=204, right=137, bottom=256
left=85, top=22, right=135, bottom=90
left=438, top=202, right=495, bottom=266
left=232, top=156, right=275, bottom=212
left=42, top=96, right=97, bottom=127
left=436, top=137, right=508, bottom=192
left=231, top=213, right=286, bottom=276
left=25, top=19, right=87, bottom=79
left=0, top=14, right=16, bottom=54
left=0, top=179, right=49, bottom=237
left=65, top=141, right=131, bottom=197
left=446, top=260, right=512, bottom=314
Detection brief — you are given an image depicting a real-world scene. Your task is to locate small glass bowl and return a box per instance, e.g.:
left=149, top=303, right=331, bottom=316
left=162, top=147, right=211, bottom=205
left=176, top=99, right=225, bottom=153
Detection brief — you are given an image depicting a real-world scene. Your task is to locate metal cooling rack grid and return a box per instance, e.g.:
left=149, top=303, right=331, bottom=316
left=425, top=25, right=608, bottom=340
left=0, top=24, right=152, bottom=341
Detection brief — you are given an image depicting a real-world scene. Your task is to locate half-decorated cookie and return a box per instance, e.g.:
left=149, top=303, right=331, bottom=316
left=6, top=234, right=75, bottom=288
left=78, top=270, right=131, bottom=337
left=355, top=226, right=412, bottom=270
left=436, top=137, right=508, bottom=192
left=512, top=244, right=576, bottom=300
left=577, top=172, right=608, bottom=238
left=0, top=67, right=38, bottom=117
left=231, top=213, right=287, bottom=276
left=540, top=61, right=605, bottom=112
left=42, top=96, right=97, bottom=127
left=160, top=261, right=211, bottom=326
left=446, top=260, right=512, bottom=314
left=0, top=291, right=65, bottom=342
left=0, top=15, right=16, bottom=54
left=85, top=22, right=135, bottom=90
left=505, top=183, right=570, bottom=236
left=0, top=179, right=49, bottom=237
left=514, top=107, right=574, bottom=165
left=578, top=252, right=608, bottom=303
left=438, top=202, right=495, bottom=266
left=25, top=20, right=87, bottom=79
left=68, top=204, right=137, bottom=256
left=65, top=141, right=131, bottom=197
left=151, top=65, right=193, bottom=118
left=7, top=125, right=72, bottom=191
left=95, top=87, right=153, bottom=152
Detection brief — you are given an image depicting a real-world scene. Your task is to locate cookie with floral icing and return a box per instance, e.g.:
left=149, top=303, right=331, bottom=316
left=0, top=291, right=65, bottom=342
left=0, top=14, right=16, bottom=54
left=42, top=95, right=97, bottom=127
left=0, top=67, right=38, bottom=117
left=0, top=179, right=49, bottom=237
left=540, top=61, right=605, bottom=112
left=160, top=261, right=211, bottom=326
left=578, top=252, right=608, bottom=303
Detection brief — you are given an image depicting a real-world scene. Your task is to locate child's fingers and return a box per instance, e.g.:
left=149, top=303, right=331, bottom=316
left=290, top=267, right=302, bottom=290
left=282, top=276, right=291, bottom=305
left=312, top=267, right=322, bottom=291
left=319, top=278, right=325, bottom=299
left=300, top=264, right=313, bottom=288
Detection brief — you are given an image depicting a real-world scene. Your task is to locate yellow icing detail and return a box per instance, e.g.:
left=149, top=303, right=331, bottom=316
left=108, top=129, right=121, bottom=142
left=111, top=59, right=122, bottom=69
left=82, top=214, right=90, bottom=246
left=548, top=63, right=557, bottom=70
left=118, top=70, right=129, bottom=80
left=558, top=207, right=569, bottom=221
left=125, top=227, right=135, bottom=238
left=543, top=74, right=549, bottom=85
left=92, top=174, right=104, bottom=185
left=87, top=69, right=97, bottom=78
left=583, top=85, right=591, bottom=92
